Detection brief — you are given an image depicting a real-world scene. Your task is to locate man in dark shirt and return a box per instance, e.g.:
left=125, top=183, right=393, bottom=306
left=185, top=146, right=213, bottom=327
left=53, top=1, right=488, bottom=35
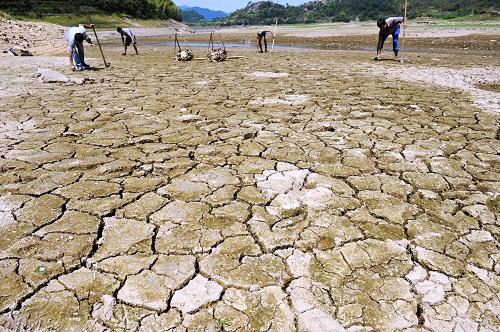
left=376, top=17, right=405, bottom=60
left=257, top=30, right=274, bottom=53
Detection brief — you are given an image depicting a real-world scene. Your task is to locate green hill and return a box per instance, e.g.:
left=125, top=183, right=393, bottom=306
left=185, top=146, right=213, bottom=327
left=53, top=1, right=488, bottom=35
left=181, top=10, right=204, bottom=23
left=221, top=0, right=500, bottom=25
left=0, top=0, right=181, bottom=21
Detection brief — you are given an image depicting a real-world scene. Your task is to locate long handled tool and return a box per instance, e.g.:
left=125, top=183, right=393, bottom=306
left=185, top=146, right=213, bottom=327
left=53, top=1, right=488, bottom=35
left=173, top=32, right=194, bottom=61
left=208, top=32, right=213, bottom=54
left=87, top=14, right=110, bottom=68
left=194, top=56, right=244, bottom=61
left=174, top=33, right=179, bottom=56
left=174, top=33, right=191, bottom=55
left=400, top=0, right=408, bottom=63
left=271, top=20, right=278, bottom=52
left=207, top=32, right=226, bottom=52
left=207, top=31, right=227, bottom=62
left=218, top=33, right=226, bottom=51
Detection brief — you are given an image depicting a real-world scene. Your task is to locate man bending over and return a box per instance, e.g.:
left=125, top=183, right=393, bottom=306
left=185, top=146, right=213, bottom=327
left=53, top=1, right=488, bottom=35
left=117, top=27, right=139, bottom=55
left=65, top=24, right=94, bottom=71
left=376, top=17, right=405, bottom=60
left=257, top=30, right=274, bottom=53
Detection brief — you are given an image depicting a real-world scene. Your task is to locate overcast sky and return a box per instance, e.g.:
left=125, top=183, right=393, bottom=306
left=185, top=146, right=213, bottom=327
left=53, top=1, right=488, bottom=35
left=175, top=0, right=309, bottom=13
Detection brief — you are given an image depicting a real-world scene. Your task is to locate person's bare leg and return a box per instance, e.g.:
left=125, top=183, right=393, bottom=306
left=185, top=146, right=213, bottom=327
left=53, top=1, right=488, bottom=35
left=133, top=45, right=139, bottom=55
left=122, top=45, right=127, bottom=56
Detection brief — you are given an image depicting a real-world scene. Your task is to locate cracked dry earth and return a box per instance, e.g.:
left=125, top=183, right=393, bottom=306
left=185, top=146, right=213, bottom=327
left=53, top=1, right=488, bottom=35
left=0, top=47, right=499, bottom=332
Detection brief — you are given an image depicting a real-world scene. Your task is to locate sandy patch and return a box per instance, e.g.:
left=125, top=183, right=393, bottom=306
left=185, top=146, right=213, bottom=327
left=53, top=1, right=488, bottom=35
left=219, top=22, right=500, bottom=39
left=98, top=20, right=194, bottom=40
left=248, top=71, right=290, bottom=78
left=0, top=18, right=66, bottom=55
left=289, top=27, right=500, bottom=39
left=378, top=65, right=500, bottom=113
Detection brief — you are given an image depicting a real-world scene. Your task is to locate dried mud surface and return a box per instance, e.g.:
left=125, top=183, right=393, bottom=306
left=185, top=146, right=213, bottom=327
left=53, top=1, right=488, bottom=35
left=0, top=18, right=66, bottom=56
left=0, top=42, right=499, bottom=332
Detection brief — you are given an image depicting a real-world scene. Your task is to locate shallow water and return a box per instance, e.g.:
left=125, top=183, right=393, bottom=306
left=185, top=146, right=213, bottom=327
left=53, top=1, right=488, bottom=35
left=142, top=40, right=308, bottom=51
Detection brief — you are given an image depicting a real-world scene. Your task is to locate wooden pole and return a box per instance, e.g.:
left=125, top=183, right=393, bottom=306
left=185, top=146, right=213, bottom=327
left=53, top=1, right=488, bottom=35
left=218, top=33, right=226, bottom=51
left=208, top=32, right=213, bottom=55
left=400, top=0, right=408, bottom=61
left=271, top=20, right=278, bottom=52
left=87, top=14, right=109, bottom=68
left=174, top=33, right=178, bottom=57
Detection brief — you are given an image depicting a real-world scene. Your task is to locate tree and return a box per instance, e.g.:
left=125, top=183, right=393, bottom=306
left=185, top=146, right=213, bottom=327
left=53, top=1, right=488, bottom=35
left=0, top=0, right=181, bottom=20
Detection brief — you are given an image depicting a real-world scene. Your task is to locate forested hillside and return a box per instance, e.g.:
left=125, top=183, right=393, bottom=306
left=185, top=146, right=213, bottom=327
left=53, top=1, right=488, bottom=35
left=181, top=10, right=204, bottom=23
left=179, top=6, right=228, bottom=20
left=221, top=0, right=500, bottom=25
left=0, top=0, right=181, bottom=20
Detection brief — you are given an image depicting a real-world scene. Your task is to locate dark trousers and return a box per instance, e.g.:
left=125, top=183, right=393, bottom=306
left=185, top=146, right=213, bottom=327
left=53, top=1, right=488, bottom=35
left=75, top=41, right=86, bottom=66
left=71, top=41, right=87, bottom=70
left=258, top=37, right=268, bottom=52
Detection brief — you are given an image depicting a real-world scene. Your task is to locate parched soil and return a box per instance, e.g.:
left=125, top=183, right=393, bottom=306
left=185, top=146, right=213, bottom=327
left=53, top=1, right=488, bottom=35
left=0, top=24, right=499, bottom=332
left=0, top=17, right=66, bottom=55
left=477, top=82, right=500, bottom=92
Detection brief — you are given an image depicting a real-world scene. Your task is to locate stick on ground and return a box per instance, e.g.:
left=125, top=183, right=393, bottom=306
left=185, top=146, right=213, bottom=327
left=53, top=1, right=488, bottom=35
left=87, top=14, right=110, bottom=68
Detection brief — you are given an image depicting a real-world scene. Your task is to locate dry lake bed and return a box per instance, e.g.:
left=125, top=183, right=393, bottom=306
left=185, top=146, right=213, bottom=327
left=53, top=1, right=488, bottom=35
left=0, top=22, right=499, bottom=331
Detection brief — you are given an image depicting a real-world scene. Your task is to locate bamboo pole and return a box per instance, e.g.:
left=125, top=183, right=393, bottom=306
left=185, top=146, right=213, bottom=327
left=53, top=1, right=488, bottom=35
left=271, top=20, right=278, bottom=52
left=87, top=14, right=109, bottom=68
left=400, top=0, right=408, bottom=62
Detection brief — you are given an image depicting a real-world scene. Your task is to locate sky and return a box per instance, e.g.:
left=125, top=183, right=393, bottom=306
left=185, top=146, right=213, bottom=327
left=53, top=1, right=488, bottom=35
left=175, top=0, right=309, bottom=13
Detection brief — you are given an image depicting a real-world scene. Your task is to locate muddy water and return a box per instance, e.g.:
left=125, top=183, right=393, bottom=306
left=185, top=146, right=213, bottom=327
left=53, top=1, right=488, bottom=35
left=143, top=41, right=309, bottom=51
left=130, top=31, right=500, bottom=55
left=0, top=44, right=499, bottom=331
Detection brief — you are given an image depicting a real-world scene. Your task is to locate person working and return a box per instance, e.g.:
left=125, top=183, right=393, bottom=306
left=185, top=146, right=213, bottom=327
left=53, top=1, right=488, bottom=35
left=257, top=30, right=274, bottom=53
left=117, top=27, right=139, bottom=56
left=376, top=17, right=405, bottom=60
left=65, top=24, right=94, bottom=71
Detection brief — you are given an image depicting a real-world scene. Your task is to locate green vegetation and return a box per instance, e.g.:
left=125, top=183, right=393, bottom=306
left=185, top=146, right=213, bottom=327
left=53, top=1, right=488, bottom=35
left=215, top=318, right=230, bottom=330
left=220, top=0, right=500, bottom=25
left=34, top=266, right=48, bottom=274
left=0, top=0, right=181, bottom=21
left=410, top=0, right=499, bottom=19
left=38, top=14, right=130, bottom=27
left=182, top=10, right=204, bottom=23
left=29, top=13, right=168, bottom=28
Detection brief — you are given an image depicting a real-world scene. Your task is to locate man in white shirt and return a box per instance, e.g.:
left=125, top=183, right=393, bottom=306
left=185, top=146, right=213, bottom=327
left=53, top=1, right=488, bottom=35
left=117, top=27, right=139, bottom=55
left=65, top=24, right=94, bottom=71
left=376, top=17, right=405, bottom=60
